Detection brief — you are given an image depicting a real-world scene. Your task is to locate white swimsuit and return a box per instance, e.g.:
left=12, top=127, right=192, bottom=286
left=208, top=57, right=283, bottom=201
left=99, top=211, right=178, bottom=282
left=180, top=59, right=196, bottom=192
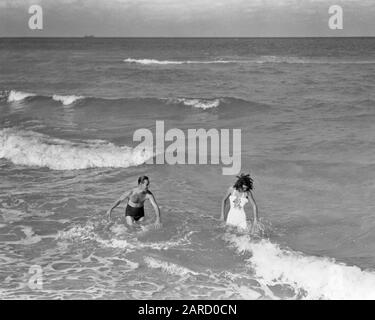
left=226, top=191, right=248, bottom=230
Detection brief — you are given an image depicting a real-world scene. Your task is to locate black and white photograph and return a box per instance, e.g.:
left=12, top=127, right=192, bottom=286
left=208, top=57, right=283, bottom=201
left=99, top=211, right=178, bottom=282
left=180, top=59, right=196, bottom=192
left=0, top=0, right=375, bottom=301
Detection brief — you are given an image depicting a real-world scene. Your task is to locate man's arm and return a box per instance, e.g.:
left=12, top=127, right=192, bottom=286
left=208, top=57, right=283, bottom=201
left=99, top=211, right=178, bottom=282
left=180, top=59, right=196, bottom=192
left=147, top=191, right=161, bottom=226
left=107, top=190, right=132, bottom=220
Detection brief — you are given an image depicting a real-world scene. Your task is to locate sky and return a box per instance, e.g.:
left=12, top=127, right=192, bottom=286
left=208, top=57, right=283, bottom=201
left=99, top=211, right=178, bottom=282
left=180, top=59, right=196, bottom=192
left=0, top=0, right=374, bottom=37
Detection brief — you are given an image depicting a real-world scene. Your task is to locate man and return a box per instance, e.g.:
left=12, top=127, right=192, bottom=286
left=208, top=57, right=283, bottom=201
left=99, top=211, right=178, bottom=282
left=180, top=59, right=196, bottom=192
left=107, top=176, right=161, bottom=228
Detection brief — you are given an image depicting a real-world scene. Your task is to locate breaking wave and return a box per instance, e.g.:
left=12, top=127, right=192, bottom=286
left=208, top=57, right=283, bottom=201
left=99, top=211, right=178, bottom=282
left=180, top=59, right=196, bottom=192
left=224, top=233, right=375, bottom=300
left=0, top=128, right=153, bottom=170
left=52, top=94, right=83, bottom=105
left=1, top=89, right=256, bottom=111
left=167, top=98, right=223, bottom=109
left=123, top=58, right=235, bottom=65
left=6, top=90, right=36, bottom=102
left=123, top=56, right=375, bottom=66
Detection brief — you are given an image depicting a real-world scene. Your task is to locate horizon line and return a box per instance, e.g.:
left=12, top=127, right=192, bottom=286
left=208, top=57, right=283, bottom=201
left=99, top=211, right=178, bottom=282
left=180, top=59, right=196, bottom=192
left=1, top=36, right=374, bottom=39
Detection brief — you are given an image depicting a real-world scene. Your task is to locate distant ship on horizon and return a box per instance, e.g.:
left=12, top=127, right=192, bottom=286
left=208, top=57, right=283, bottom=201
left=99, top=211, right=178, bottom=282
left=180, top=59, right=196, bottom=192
left=83, top=35, right=95, bottom=38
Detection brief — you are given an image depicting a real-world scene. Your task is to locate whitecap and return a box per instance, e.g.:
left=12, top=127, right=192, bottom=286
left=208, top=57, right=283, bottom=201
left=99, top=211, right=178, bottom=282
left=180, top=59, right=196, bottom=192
left=7, top=90, right=36, bottom=102
left=224, top=233, right=375, bottom=300
left=0, top=128, right=153, bottom=170
left=168, top=98, right=222, bottom=110
left=52, top=94, right=83, bottom=106
left=124, top=58, right=234, bottom=65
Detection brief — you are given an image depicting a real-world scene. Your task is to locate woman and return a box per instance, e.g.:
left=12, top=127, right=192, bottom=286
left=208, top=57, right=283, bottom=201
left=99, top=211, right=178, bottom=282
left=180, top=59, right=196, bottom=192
left=221, top=173, right=259, bottom=233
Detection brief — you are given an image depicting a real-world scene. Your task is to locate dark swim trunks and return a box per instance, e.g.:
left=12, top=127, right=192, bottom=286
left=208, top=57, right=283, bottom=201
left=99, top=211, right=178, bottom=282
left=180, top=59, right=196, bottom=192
left=125, top=204, right=145, bottom=221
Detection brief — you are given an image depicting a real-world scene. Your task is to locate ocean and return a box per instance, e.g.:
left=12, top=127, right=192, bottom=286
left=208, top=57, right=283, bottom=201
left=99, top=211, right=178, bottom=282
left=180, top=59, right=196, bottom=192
left=0, top=37, right=375, bottom=299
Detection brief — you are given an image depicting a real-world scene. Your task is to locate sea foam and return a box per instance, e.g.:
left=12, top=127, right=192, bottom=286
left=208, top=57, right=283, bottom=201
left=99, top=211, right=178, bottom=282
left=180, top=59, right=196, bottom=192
left=0, top=128, right=153, bottom=170
left=7, top=90, right=36, bottom=102
left=168, top=98, right=222, bottom=110
left=124, top=58, right=234, bottom=65
left=124, top=57, right=375, bottom=66
left=52, top=94, right=83, bottom=105
left=224, top=233, right=375, bottom=300
left=144, top=256, right=198, bottom=276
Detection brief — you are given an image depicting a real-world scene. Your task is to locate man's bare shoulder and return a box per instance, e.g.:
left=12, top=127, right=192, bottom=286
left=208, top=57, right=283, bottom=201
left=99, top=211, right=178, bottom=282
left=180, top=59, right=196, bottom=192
left=123, top=189, right=134, bottom=196
left=145, top=190, right=154, bottom=198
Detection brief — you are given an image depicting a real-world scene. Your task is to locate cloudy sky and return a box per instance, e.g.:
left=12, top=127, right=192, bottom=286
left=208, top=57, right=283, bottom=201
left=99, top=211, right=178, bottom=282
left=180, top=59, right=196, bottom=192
left=0, top=0, right=374, bottom=37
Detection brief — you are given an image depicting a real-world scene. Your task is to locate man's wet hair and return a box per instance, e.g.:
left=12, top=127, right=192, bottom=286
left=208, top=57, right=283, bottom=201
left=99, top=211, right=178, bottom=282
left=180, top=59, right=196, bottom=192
left=138, top=176, right=149, bottom=185
left=233, top=173, right=254, bottom=191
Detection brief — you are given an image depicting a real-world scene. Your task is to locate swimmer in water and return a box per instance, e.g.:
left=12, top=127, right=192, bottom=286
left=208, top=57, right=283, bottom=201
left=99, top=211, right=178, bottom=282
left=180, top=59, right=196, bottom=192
left=107, top=176, right=161, bottom=228
left=221, top=173, right=259, bottom=234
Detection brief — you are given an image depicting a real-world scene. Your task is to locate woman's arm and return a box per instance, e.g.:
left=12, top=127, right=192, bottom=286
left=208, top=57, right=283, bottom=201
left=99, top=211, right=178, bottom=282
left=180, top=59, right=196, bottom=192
left=247, top=191, right=259, bottom=223
left=221, top=187, right=232, bottom=220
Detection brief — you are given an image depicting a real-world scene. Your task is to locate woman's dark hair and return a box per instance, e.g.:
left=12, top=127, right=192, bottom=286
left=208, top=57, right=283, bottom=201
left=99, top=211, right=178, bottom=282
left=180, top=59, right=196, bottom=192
left=138, top=176, right=149, bottom=184
left=233, top=173, right=253, bottom=191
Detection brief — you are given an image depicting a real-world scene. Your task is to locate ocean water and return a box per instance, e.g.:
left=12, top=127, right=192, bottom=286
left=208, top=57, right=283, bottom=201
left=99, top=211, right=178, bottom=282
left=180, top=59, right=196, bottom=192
left=0, top=37, right=375, bottom=299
